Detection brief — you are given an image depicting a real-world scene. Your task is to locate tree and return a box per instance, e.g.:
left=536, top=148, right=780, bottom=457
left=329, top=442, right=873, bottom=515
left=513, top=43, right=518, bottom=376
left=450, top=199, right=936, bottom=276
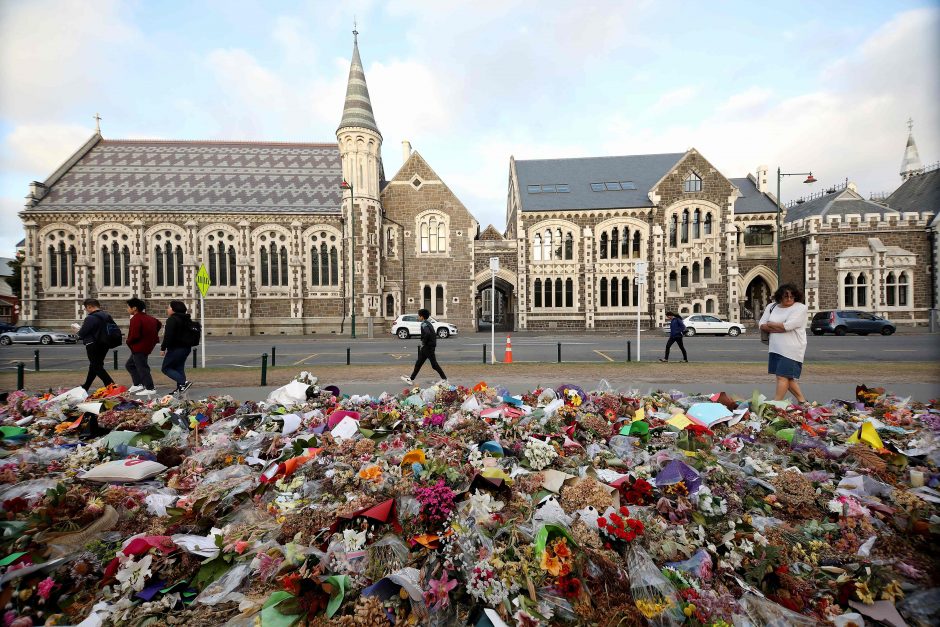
left=5, top=251, right=23, bottom=298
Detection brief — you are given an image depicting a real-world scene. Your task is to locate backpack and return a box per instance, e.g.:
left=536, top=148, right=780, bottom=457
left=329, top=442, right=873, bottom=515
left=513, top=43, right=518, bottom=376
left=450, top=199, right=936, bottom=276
left=96, top=312, right=123, bottom=349
left=184, top=319, right=202, bottom=347
left=676, top=317, right=686, bottom=333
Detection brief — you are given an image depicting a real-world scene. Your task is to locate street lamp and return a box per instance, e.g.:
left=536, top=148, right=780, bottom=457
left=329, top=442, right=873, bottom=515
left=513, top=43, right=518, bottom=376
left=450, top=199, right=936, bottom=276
left=340, top=179, right=356, bottom=339
left=775, top=168, right=817, bottom=282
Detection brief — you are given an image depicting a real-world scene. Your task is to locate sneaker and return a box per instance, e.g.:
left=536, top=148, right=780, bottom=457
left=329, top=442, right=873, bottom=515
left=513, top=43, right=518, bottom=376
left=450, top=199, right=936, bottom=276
left=658, top=358, right=669, bottom=363
left=127, top=385, right=143, bottom=393
left=400, top=376, right=414, bottom=385
left=438, top=379, right=449, bottom=386
left=681, top=359, right=689, bottom=363
left=135, top=388, right=156, bottom=396
left=179, top=381, right=194, bottom=394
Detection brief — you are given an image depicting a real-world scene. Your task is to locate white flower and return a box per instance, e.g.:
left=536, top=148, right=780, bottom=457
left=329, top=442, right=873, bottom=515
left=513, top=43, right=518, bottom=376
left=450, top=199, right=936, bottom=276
left=342, top=529, right=367, bottom=552
left=524, top=438, right=558, bottom=470
left=115, top=554, right=153, bottom=593
left=468, top=491, right=503, bottom=523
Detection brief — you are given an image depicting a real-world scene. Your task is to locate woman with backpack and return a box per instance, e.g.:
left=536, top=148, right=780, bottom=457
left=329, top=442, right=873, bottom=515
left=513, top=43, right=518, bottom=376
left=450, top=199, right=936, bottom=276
left=658, top=311, right=689, bottom=363
left=73, top=298, right=118, bottom=391
left=161, top=301, right=196, bottom=397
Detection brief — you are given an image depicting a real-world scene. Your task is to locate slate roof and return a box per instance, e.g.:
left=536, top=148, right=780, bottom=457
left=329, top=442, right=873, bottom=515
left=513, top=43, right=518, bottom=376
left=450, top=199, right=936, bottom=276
left=29, top=139, right=344, bottom=214
left=783, top=187, right=898, bottom=223
left=337, top=36, right=380, bottom=135
left=515, top=153, right=684, bottom=212
left=729, top=176, right=778, bottom=214
left=886, top=167, right=940, bottom=213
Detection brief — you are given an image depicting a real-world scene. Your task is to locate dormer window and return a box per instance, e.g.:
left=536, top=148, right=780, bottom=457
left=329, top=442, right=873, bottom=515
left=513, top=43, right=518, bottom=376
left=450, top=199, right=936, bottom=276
left=683, top=172, right=702, bottom=193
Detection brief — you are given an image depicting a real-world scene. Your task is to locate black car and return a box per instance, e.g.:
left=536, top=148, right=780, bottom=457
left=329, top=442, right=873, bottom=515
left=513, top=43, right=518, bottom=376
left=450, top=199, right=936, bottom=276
left=0, top=322, right=15, bottom=333
left=811, top=311, right=896, bottom=336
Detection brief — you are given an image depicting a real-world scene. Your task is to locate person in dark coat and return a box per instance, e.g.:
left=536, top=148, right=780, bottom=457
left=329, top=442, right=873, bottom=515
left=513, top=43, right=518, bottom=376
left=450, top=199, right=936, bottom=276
left=73, top=298, right=116, bottom=391
left=400, top=308, right=447, bottom=385
left=659, top=311, right=689, bottom=363
left=161, top=300, right=194, bottom=396
left=124, top=297, right=162, bottom=396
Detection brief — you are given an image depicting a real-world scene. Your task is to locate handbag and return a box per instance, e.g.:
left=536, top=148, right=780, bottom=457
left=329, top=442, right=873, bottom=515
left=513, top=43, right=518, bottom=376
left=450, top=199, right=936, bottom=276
left=760, top=304, right=776, bottom=344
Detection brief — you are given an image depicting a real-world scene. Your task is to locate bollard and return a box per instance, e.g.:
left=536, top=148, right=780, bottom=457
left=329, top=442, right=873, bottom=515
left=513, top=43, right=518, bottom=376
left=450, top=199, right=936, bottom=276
left=557, top=342, right=561, bottom=363
left=192, top=348, right=197, bottom=369
left=483, top=344, right=487, bottom=364
left=16, top=362, right=24, bottom=390
left=113, top=349, right=118, bottom=370
left=627, top=341, right=632, bottom=363
left=346, top=347, right=351, bottom=365
left=271, top=346, right=276, bottom=367
left=34, top=349, right=40, bottom=372
left=261, top=353, right=268, bottom=386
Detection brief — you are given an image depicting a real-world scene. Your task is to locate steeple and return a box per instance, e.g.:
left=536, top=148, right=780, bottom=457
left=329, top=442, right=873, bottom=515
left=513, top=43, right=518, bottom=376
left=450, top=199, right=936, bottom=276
left=338, top=26, right=380, bottom=135
left=900, top=117, right=923, bottom=181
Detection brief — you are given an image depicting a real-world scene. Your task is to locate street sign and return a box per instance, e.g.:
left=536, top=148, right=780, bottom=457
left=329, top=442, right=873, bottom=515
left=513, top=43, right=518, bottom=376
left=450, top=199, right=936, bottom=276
left=635, top=274, right=647, bottom=284
left=635, top=261, right=648, bottom=274
left=490, top=257, right=499, bottom=272
left=195, top=265, right=212, bottom=297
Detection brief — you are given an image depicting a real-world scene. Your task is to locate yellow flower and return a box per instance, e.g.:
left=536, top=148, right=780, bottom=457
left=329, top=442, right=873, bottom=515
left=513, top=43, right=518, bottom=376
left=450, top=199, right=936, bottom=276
left=683, top=604, right=696, bottom=617
left=881, top=580, right=904, bottom=602
left=855, top=581, right=875, bottom=605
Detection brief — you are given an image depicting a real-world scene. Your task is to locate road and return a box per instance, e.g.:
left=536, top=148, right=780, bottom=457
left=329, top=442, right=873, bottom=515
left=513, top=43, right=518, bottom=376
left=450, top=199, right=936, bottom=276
left=2, top=331, right=938, bottom=372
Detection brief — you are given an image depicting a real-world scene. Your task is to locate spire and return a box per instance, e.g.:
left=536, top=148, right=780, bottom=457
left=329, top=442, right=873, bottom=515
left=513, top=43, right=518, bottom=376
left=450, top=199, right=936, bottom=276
left=338, top=26, right=380, bottom=135
left=899, top=117, right=923, bottom=180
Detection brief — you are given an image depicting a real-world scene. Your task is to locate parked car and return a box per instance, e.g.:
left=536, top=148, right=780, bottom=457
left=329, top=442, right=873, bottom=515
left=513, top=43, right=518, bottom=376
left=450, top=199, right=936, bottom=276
left=0, top=322, right=16, bottom=333
left=811, top=311, right=895, bottom=336
left=663, top=314, right=746, bottom=337
left=0, top=326, right=78, bottom=345
left=391, top=315, right=458, bottom=339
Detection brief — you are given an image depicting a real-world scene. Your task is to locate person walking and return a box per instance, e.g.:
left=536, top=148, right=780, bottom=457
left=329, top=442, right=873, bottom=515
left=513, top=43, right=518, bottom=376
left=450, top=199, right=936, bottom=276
left=161, top=301, right=195, bottom=397
left=124, top=297, right=162, bottom=396
left=400, top=308, right=448, bottom=385
left=758, top=283, right=808, bottom=404
left=659, top=311, right=689, bottom=363
left=73, top=298, right=117, bottom=391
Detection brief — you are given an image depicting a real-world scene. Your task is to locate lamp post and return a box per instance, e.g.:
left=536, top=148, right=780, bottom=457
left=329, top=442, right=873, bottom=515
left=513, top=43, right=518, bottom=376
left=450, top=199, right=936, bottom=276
left=340, top=179, right=356, bottom=339
left=775, top=168, right=817, bottom=283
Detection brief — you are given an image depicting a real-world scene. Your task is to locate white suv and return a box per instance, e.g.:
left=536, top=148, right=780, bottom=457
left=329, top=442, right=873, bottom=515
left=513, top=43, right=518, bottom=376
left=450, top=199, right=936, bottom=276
left=662, top=314, right=745, bottom=337
left=391, top=315, right=458, bottom=340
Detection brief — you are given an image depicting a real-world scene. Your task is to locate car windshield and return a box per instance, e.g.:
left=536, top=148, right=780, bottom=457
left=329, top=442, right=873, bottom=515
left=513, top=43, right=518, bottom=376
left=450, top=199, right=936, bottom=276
left=35, top=328, right=54, bottom=332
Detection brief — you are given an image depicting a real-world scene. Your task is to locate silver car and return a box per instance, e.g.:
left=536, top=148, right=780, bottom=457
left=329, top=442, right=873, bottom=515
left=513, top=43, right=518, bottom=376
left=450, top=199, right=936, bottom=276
left=0, top=326, right=79, bottom=345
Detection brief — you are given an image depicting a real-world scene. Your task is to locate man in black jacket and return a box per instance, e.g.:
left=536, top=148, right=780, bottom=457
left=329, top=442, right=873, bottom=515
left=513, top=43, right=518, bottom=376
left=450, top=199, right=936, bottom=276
left=73, top=298, right=116, bottom=391
left=161, top=300, right=194, bottom=396
left=401, top=308, right=448, bottom=385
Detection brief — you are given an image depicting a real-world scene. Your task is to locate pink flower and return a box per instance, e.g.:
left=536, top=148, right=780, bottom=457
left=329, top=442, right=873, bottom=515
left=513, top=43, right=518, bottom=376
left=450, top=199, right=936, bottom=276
left=37, top=577, right=55, bottom=601
left=234, top=541, right=250, bottom=554
left=425, top=571, right=458, bottom=610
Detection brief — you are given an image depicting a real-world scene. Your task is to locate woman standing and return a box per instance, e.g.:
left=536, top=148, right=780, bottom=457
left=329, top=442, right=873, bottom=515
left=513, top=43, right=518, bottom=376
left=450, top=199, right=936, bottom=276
left=759, top=283, right=808, bottom=403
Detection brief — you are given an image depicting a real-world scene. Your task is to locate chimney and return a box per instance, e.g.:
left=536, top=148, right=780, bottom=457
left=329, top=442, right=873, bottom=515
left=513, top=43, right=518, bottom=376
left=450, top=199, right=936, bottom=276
left=402, top=140, right=412, bottom=163
left=27, top=181, right=47, bottom=204
left=756, top=165, right=769, bottom=193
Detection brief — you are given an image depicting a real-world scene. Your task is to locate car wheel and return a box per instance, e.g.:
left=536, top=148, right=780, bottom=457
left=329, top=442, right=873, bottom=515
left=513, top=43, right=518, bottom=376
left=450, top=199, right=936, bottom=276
left=881, top=326, right=895, bottom=336
left=684, top=328, right=696, bottom=337
left=40, top=335, right=52, bottom=345
left=812, top=329, right=824, bottom=336
left=0, top=336, right=10, bottom=346
left=834, top=326, right=848, bottom=336
left=727, top=327, right=741, bottom=337
left=437, top=328, right=450, bottom=339
left=396, top=328, right=409, bottom=340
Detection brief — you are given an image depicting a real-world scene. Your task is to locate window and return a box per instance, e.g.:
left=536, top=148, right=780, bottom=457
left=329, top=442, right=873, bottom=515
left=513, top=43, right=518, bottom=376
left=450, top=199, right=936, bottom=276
left=632, top=277, right=639, bottom=305
left=703, top=257, right=712, bottom=279
left=692, top=262, right=700, bottom=284
left=599, top=232, right=608, bottom=259
left=620, top=227, right=630, bottom=258
left=554, top=278, right=562, bottom=306
left=100, top=237, right=130, bottom=288
left=704, top=212, right=713, bottom=235
left=669, top=271, right=678, bottom=292
left=604, top=182, right=621, bottom=191
left=681, top=210, right=689, bottom=243
left=843, top=272, right=868, bottom=307
left=564, top=233, right=573, bottom=260
left=610, top=227, right=619, bottom=259
left=533, top=234, right=542, bottom=261
left=154, top=241, right=184, bottom=287
left=885, top=272, right=909, bottom=307
left=705, top=298, right=715, bottom=313
left=566, top=278, right=574, bottom=307
left=600, top=278, right=608, bottom=307
left=683, top=172, right=702, bottom=192
left=386, top=294, right=395, bottom=317
left=534, top=279, right=542, bottom=307
left=692, top=209, right=701, bottom=239
left=527, top=185, right=541, bottom=193
left=621, top=181, right=637, bottom=190
left=855, top=273, right=867, bottom=307
left=680, top=266, right=689, bottom=288
left=632, top=231, right=641, bottom=257
left=556, top=184, right=569, bottom=193
left=310, top=233, right=340, bottom=287
left=418, top=213, right=447, bottom=253
left=386, top=229, right=394, bottom=256
left=611, top=278, right=619, bottom=307
left=554, top=228, right=563, bottom=259
left=46, top=235, right=77, bottom=288
left=844, top=274, right=855, bottom=306
left=544, top=278, right=553, bottom=307
left=620, top=276, right=630, bottom=306
left=744, top=225, right=774, bottom=246
left=259, top=239, right=288, bottom=287
left=669, top=215, right=678, bottom=248
left=423, top=285, right=432, bottom=311
left=591, top=183, right=605, bottom=191
left=436, top=286, right=445, bottom=317
left=693, top=302, right=702, bottom=313
left=207, top=230, right=238, bottom=287
left=898, top=272, right=909, bottom=306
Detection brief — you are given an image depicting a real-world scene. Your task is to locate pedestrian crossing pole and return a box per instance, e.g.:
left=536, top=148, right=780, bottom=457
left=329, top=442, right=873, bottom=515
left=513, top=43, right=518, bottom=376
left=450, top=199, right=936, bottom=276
left=196, top=264, right=212, bottom=369
left=489, top=257, right=499, bottom=364
left=635, top=261, right=648, bottom=363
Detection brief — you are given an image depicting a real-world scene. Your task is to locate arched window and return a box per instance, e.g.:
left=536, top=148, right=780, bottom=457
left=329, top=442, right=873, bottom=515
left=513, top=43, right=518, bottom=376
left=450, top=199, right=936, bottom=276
left=621, top=228, right=631, bottom=258
left=692, top=209, right=701, bottom=239
left=611, top=277, right=619, bottom=307
left=154, top=241, right=184, bottom=287
left=544, top=278, right=553, bottom=307
left=632, top=277, right=639, bottom=306
left=633, top=231, right=641, bottom=257
left=680, top=266, right=689, bottom=288
left=706, top=298, right=715, bottom=313
left=543, top=230, right=552, bottom=261
left=437, top=221, right=446, bottom=253
left=418, top=213, right=448, bottom=254
left=100, top=237, right=130, bottom=287
left=436, top=285, right=445, bottom=317
left=599, top=232, right=608, bottom=259
left=564, top=232, right=573, bottom=260
left=600, top=278, right=608, bottom=307
left=683, top=172, right=702, bottom=192
left=329, top=247, right=338, bottom=285
left=693, top=302, right=702, bottom=313
left=856, top=273, right=867, bottom=307
left=844, top=273, right=855, bottom=307
left=259, top=239, right=288, bottom=287
left=692, top=262, right=700, bottom=284
left=309, top=231, right=339, bottom=287
left=533, top=234, right=542, bottom=261
left=534, top=279, right=542, bottom=307
left=260, top=247, right=269, bottom=285
left=681, top=210, right=689, bottom=243
left=554, top=277, right=562, bottom=305
left=386, top=294, right=395, bottom=317
left=423, top=285, right=432, bottom=311
left=898, top=272, right=909, bottom=306
left=703, top=257, right=712, bottom=279
left=386, top=229, right=394, bottom=256
left=555, top=228, right=563, bottom=259
left=669, top=216, right=678, bottom=248
left=565, top=278, right=574, bottom=307
left=429, top=217, right=440, bottom=253
left=611, top=227, right=619, bottom=259
left=669, top=271, right=678, bottom=293
left=207, top=232, right=238, bottom=287
left=885, top=272, right=897, bottom=306
left=421, top=222, right=430, bottom=253
left=621, top=275, right=630, bottom=306
left=46, top=236, right=77, bottom=288
left=48, top=245, right=58, bottom=286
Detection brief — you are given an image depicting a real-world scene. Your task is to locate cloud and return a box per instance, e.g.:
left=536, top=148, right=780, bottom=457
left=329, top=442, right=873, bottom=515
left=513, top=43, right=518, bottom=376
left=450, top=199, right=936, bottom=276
left=716, top=87, right=773, bottom=116
left=1, top=123, right=94, bottom=177
left=654, top=87, right=698, bottom=110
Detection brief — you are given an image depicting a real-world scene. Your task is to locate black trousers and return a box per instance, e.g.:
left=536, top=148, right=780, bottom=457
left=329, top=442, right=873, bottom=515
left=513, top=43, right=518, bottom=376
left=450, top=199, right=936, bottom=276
left=410, top=346, right=446, bottom=380
left=82, top=343, right=114, bottom=391
left=665, top=336, right=688, bottom=361
left=126, top=351, right=155, bottom=389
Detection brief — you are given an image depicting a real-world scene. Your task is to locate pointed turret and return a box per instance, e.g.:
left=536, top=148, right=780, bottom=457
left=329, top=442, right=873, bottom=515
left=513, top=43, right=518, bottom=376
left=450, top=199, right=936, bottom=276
left=900, top=118, right=923, bottom=181
left=338, top=29, right=380, bottom=135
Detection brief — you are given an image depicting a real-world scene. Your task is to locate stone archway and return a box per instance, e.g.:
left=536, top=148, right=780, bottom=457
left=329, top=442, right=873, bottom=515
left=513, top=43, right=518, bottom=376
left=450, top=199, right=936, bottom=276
left=475, top=276, right=515, bottom=332
left=743, top=273, right=774, bottom=320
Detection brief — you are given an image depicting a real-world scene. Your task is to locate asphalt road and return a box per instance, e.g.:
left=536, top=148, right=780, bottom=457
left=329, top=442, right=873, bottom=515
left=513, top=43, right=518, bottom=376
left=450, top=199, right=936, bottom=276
left=2, top=330, right=938, bottom=372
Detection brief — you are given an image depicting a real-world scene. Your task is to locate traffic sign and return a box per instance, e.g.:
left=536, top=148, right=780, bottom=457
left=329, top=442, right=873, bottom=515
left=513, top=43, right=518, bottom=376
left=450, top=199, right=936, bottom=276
left=490, top=256, right=499, bottom=272
left=196, top=265, right=212, bottom=297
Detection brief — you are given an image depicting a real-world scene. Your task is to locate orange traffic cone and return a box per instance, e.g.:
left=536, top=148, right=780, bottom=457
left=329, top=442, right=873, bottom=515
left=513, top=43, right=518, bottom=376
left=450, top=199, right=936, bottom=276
left=504, top=335, right=513, bottom=364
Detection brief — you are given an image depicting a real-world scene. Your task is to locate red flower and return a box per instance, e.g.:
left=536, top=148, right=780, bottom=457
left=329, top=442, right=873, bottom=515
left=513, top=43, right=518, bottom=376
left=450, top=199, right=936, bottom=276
left=597, top=517, right=607, bottom=527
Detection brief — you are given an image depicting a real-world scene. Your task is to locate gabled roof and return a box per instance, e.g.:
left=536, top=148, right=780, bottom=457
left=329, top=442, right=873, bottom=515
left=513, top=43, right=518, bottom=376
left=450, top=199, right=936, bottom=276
left=886, top=167, right=940, bottom=213
left=337, top=33, right=380, bottom=135
left=25, top=139, right=343, bottom=214
left=478, top=225, right=504, bottom=241
left=783, top=186, right=898, bottom=223
left=514, top=153, right=684, bottom=212
left=729, top=175, right=778, bottom=214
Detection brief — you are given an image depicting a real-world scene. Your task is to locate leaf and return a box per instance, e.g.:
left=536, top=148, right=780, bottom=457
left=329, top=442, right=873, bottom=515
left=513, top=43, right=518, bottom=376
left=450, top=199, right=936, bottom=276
left=691, top=512, right=706, bottom=527
left=192, top=557, right=231, bottom=591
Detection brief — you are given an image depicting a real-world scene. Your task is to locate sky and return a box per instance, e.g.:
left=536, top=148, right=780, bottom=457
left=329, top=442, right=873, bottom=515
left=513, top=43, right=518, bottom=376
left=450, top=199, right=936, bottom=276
left=1, top=0, right=938, bottom=255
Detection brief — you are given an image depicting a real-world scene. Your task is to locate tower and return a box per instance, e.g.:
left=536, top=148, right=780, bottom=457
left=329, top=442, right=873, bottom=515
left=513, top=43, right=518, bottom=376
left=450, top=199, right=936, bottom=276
left=900, top=118, right=923, bottom=181
left=337, top=28, right=384, bottom=335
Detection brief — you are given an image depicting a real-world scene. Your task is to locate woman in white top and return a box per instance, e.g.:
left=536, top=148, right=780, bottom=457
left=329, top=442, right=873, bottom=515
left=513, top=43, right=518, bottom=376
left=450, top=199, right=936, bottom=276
left=758, top=283, right=809, bottom=403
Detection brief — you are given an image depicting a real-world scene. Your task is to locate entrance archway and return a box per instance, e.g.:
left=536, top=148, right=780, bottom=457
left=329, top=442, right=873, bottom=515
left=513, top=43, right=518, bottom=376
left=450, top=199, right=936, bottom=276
left=744, top=276, right=773, bottom=320
left=476, top=276, right=515, bottom=332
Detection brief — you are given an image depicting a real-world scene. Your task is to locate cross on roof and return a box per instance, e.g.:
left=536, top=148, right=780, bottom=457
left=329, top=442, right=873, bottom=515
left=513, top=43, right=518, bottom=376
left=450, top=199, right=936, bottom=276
left=94, top=112, right=102, bottom=135
left=907, top=117, right=914, bottom=133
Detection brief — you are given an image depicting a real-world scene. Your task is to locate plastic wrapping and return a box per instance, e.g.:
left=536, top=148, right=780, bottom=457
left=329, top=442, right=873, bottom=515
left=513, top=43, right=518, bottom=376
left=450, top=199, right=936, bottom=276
left=732, top=593, right=819, bottom=627
left=627, top=545, right=684, bottom=627
left=898, top=587, right=940, bottom=627
left=196, top=563, right=251, bottom=605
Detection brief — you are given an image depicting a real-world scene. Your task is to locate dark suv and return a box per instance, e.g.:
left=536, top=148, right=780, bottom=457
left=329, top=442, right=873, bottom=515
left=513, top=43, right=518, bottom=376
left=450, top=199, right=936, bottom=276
left=811, top=311, right=896, bottom=336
